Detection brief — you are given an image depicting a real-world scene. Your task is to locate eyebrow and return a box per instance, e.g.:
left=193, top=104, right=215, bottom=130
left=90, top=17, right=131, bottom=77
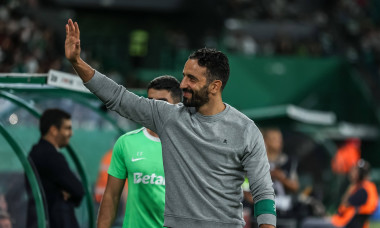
left=183, top=73, right=198, bottom=81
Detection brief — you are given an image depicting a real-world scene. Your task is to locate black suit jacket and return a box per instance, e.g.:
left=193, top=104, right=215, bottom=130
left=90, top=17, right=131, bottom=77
left=27, top=139, right=84, bottom=228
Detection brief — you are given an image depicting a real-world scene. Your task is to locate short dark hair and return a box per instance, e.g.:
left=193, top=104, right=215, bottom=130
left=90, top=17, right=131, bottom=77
left=189, top=48, right=230, bottom=90
left=147, top=75, right=182, bottom=103
left=40, top=109, right=71, bottom=136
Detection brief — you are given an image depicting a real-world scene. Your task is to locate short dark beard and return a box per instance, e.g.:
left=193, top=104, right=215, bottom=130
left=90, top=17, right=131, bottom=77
left=182, top=84, right=209, bottom=108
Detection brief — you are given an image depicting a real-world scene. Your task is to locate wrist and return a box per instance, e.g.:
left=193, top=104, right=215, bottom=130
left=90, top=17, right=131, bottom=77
left=70, top=57, right=81, bottom=65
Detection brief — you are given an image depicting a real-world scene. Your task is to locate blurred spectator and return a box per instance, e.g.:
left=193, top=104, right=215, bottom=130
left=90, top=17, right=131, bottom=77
left=262, top=128, right=299, bottom=226
left=243, top=128, right=300, bottom=228
left=0, top=210, right=12, bottom=228
left=26, top=109, right=84, bottom=228
left=94, top=149, right=128, bottom=226
left=301, top=159, right=379, bottom=228
left=0, top=195, right=7, bottom=212
left=0, top=194, right=11, bottom=228
left=94, top=149, right=127, bottom=204
left=331, top=159, right=379, bottom=227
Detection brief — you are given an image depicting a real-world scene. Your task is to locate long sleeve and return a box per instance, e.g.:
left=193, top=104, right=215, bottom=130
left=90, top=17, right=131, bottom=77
left=242, top=126, right=276, bottom=226
left=46, top=151, right=84, bottom=206
left=84, top=71, right=176, bottom=134
left=29, top=140, right=84, bottom=207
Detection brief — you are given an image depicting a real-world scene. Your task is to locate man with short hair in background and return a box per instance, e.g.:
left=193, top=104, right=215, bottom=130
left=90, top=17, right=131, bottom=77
left=27, top=108, right=84, bottom=228
left=97, top=76, right=182, bottom=228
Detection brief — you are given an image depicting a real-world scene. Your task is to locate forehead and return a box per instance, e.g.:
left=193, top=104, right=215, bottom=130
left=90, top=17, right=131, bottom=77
left=183, top=59, right=208, bottom=79
left=265, top=130, right=281, bottom=138
left=60, top=119, right=72, bottom=127
left=148, top=88, right=172, bottom=99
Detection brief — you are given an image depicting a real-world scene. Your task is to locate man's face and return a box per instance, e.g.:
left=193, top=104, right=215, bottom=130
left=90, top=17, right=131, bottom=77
left=0, top=195, right=7, bottom=212
left=180, top=59, right=210, bottom=108
left=55, top=119, right=72, bottom=148
left=148, top=88, right=175, bottom=104
left=265, top=130, right=283, bottom=153
left=0, top=218, right=12, bottom=228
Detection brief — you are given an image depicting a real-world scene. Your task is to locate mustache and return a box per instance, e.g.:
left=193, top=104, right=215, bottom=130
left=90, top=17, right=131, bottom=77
left=182, top=88, right=193, bottom=94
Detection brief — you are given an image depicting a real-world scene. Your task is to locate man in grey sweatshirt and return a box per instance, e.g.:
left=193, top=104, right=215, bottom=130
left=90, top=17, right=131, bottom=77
left=65, top=19, right=276, bottom=228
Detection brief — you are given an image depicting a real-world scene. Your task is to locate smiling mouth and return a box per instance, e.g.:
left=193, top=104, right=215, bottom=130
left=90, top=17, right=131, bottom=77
left=183, top=91, right=192, bottom=98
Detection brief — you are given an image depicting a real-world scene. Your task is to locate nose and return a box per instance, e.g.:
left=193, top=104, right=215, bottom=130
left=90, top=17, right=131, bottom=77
left=180, top=77, right=188, bottom=89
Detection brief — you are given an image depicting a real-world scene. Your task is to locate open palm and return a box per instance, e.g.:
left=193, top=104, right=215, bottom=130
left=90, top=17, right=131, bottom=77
left=65, top=19, right=81, bottom=63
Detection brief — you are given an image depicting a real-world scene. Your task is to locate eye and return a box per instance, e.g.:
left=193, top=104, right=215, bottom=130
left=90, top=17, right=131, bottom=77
left=189, top=76, right=197, bottom=82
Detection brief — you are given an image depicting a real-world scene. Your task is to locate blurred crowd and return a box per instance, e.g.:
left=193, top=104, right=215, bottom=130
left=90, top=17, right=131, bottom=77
left=224, top=0, right=380, bottom=58
left=1, top=0, right=380, bottom=99
left=0, top=0, right=66, bottom=73
left=223, top=0, right=380, bottom=101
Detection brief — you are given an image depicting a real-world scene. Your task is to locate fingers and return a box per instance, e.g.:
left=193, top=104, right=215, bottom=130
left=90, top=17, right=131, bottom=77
left=74, top=22, right=80, bottom=37
left=69, top=19, right=75, bottom=32
left=66, top=19, right=79, bottom=37
left=65, top=24, right=69, bottom=37
left=66, top=19, right=72, bottom=35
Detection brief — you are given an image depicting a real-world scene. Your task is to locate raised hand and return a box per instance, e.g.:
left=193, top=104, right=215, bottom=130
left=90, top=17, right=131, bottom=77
left=65, top=19, right=81, bottom=64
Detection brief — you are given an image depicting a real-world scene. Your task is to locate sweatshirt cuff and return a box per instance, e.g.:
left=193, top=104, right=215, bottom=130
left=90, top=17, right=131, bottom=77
left=257, top=214, right=276, bottom=227
left=83, top=70, right=106, bottom=92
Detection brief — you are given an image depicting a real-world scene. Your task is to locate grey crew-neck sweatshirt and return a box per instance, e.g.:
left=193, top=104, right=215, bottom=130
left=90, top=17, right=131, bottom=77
left=85, top=71, right=276, bottom=228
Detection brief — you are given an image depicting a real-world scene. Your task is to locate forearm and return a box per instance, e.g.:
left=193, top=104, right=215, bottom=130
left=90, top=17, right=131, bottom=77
left=281, top=178, right=299, bottom=193
left=260, top=224, right=275, bottom=228
left=251, top=179, right=276, bottom=226
left=71, top=58, right=95, bottom=83
left=244, top=132, right=276, bottom=227
left=97, top=193, right=120, bottom=228
left=272, top=169, right=299, bottom=193
left=249, top=172, right=276, bottom=226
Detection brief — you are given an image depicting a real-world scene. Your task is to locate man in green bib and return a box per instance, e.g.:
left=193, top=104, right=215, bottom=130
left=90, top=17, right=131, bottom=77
left=97, top=76, right=182, bottom=228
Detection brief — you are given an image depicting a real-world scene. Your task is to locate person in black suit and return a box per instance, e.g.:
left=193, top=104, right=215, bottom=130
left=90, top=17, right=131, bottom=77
left=27, top=109, right=84, bottom=228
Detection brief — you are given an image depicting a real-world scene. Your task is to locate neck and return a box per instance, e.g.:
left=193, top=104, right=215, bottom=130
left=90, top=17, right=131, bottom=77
left=197, top=95, right=225, bottom=116
left=146, top=128, right=158, bottom=138
left=42, top=135, right=59, bottom=149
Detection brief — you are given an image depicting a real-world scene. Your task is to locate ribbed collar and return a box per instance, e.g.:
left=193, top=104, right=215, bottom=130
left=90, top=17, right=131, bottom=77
left=192, top=103, right=230, bottom=122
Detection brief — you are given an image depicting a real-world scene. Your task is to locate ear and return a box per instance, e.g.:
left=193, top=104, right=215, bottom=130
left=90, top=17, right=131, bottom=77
left=209, top=80, right=222, bottom=94
left=49, top=125, right=59, bottom=136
